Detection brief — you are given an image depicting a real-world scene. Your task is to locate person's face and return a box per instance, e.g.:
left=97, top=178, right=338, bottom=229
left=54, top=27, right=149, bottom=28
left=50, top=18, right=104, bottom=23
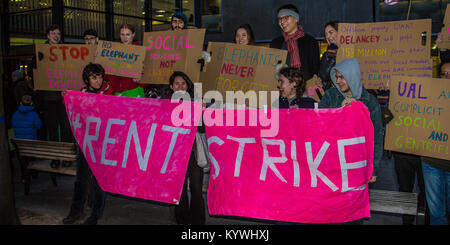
left=325, top=25, right=338, bottom=46
left=120, top=28, right=135, bottom=45
left=278, top=14, right=298, bottom=35
left=88, top=73, right=103, bottom=89
left=84, top=34, right=99, bottom=45
left=277, top=74, right=296, bottom=98
left=440, top=63, right=450, bottom=79
left=170, top=76, right=188, bottom=92
left=335, top=70, right=350, bottom=93
left=172, top=17, right=185, bottom=31
left=47, top=29, right=61, bottom=44
left=235, top=28, right=250, bottom=45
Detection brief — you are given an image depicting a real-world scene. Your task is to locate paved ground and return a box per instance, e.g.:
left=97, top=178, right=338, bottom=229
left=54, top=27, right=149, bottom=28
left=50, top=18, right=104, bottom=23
left=12, top=152, right=419, bottom=225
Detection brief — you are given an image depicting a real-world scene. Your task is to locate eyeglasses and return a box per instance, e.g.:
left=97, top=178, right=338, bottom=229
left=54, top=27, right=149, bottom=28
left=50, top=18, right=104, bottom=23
left=172, top=19, right=184, bottom=24
left=278, top=15, right=291, bottom=23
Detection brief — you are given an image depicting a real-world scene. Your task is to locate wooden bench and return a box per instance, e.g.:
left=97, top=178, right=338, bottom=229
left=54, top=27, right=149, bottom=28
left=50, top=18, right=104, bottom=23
left=11, top=138, right=77, bottom=195
left=369, top=189, right=425, bottom=224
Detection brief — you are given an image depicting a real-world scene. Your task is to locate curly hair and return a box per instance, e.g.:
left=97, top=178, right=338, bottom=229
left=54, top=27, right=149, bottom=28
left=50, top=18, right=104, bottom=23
left=82, top=63, right=105, bottom=87
left=279, top=67, right=306, bottom=98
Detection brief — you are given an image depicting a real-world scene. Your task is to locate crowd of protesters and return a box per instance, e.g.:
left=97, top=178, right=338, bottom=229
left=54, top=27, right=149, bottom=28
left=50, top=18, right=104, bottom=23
left=4, top=4, right=449, bottom=226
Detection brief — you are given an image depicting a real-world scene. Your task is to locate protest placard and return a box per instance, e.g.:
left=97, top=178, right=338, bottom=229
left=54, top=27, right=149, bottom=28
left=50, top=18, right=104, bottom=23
left=305, top=76, right=324, bottom=102
left=205, top=101, right=374, bottom=223
left=141, top=29, right=205, bottom=84
left=34, top=44, right=95, bottom=91
left=95, top=40, right=147, bottom=79
left=63, top=91, right=202, bottom=204
left=439, top=4, right=450, bottom=49
left=337, top=19, right=433, bottom=89
left=201, top=42, right=287, bottom=108
left=385, top=76, right=449, bottom=160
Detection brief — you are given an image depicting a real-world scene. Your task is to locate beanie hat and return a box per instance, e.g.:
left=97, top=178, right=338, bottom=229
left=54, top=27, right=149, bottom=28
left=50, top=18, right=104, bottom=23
left=12, top=70, right=23, bottom=80
left=171, top=11, right=188, bottom=29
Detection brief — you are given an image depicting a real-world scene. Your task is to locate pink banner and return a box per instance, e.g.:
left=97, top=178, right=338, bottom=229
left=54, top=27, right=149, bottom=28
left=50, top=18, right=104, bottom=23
left=64, top=91, right=201, bottom=204
left=205, top=101, right=374, bottom=223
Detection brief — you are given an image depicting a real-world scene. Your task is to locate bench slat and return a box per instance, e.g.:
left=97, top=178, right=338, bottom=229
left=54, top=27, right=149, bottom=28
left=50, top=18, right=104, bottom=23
left=369, top=189, right=418, bottom=215
left=12, top=138, right=76, bottom=148
left=28, top=163, right=76, bottom=176
left=18, top=145, right=76, bottom=155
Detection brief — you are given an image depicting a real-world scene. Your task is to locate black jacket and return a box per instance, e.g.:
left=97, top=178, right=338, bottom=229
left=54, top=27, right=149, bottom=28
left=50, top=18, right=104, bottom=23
left=270, top=33, right=320, bottom=81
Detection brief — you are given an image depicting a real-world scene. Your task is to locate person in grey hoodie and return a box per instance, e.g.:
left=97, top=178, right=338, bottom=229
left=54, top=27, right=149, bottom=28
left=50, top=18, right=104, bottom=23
left=319, top=58, right=382, bottom=183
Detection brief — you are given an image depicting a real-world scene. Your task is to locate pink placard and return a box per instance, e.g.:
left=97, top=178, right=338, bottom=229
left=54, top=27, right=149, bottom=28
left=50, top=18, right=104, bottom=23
left=64, top=91, right=201, bottom=204
left=205, top=101, right=374, bottom=223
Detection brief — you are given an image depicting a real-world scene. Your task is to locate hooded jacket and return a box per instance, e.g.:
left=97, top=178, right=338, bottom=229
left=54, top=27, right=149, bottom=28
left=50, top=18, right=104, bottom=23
left=318, top=58, right=383, bottom=176
left=12, top=105, right=42, bottom=140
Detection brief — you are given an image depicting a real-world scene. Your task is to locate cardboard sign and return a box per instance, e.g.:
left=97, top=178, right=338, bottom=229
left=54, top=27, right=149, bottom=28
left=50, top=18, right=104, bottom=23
left=64, top=91, right=202, bottom=204
left=141, top=29, right=205, bottom=84
left=305, top=76, right=324, bottom=102
left=385, top=76, right=449, bottom=160
left=201, top=42, right=287, bottom=108
left=205, top=101, right=374, bottom=223
left=34, top=44, right=95, bottom=91
left=337, top=19, right=433, bottom=89
left=439, top=4, right=450, bottom=49
left=95, top=40, right=147, bottom=79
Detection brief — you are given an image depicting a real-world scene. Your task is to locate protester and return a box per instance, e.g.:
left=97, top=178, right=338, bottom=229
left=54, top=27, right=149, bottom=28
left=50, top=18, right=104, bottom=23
left=104, top=23, right=143, bottom=94
left=275, top=67, right=315, bottom=109
left=12, top=69, right=31, bottom=106
left=83, top=28, right=99, bottom=45
left=171, top=12, right=188, bottom=30
left=234, top=24, right=256, bottom=45
left=167, top=71, right=205, bottom=225
left=11, top=94, right=42, bottom=183
left=270, top=4, right=320, bottom=81
left=62, top=63, right=111, bottom=226
left=418, top=61, right=450, bottom=225
left=317, top=21, right=339, bottom=91
left=38, top=24, right=73, bottom=168
left=319, top=58, right=382, bottom=185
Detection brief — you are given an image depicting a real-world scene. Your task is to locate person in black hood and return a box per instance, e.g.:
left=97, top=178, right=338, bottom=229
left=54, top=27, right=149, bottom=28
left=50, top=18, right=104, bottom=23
left=171, top=11, right=188, bottom=30
left=12, top=69, right=31, bottom=106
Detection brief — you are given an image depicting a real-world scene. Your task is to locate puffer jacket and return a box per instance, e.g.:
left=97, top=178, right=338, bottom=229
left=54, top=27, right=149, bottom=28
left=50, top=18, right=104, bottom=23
left=12, top=105, right=42, bottom=140
left=318, top=58, right=383, bottom=176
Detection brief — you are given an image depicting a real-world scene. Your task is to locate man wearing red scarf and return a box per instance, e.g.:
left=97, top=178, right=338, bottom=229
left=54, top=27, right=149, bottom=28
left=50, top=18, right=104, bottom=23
left=270, top=4, right=320, bottom=81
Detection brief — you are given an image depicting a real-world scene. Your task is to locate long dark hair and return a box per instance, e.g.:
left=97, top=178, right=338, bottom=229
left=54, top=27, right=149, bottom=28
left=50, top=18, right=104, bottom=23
left=324, top=21, right=339, bottom=32
left=168, top=71, right=194, bottom=98
left=233, top=24, right=256, bottom=45
left=279, top=67, right=306, bottom=99
left=82, top=63, right=105, bottom=88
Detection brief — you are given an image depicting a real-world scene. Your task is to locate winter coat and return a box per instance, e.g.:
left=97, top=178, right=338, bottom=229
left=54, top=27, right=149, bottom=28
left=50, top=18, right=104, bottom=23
left=12, top=105, right=42, bottom=140
left=277, top=96, right=316, bottom=109
left=318, top=58, right=383, bottom=176
left=270, top=33, right=320, bottom=81
left=318, top=45, right=338, bottom=91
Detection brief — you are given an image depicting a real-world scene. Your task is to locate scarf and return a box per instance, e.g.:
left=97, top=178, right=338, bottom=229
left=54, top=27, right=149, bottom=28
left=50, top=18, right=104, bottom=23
left=282, top=25, right=305, bottom=68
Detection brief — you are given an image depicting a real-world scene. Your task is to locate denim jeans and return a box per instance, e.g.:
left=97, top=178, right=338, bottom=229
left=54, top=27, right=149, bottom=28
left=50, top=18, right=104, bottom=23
left=421, top=162, right=450, bottom=225
left=70, top=146, right=106, bottom=219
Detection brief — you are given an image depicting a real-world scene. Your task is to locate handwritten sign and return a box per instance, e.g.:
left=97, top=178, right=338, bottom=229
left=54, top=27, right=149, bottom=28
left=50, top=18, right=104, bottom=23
left=95, top=40, right=147, bottom=79
left=439, top=4, right=450, bottom=49
left=385, top=76, right=449, bottom=160
left=205, top=101, right=374, bottom=223
left=63, top=91, right=202, bottom=204
left=141, top=29, right=205, bottom=84
left=337, top=19, right=433, bottom=89
left=34, top=44, right=95, bottom=91
left=201, top=42, right=287, bottom=108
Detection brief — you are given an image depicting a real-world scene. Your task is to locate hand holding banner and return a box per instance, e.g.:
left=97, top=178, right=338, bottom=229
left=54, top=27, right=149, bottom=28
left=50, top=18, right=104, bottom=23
left=64, top=91, right=201, bottom=204
left=205, top=101, right=374, bottom=223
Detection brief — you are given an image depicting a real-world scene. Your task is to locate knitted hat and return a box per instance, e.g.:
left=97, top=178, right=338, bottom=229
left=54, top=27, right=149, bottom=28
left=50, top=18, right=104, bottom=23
left=12, top=69, right=23, bottom=80
left=171, top=12, right=188, bottom=29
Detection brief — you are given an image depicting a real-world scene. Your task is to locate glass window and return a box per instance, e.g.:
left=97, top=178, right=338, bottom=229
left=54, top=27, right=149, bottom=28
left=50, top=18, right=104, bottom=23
left=9, top=0, right=52, bottom=13
left=202, top=0, right=222, bottom=32
left=9, top=9, right=52, bottom=34
left=182, top=0, right=194, bottom=25
left=114, top=16, right=145, bottom=42
left=152, top=0, right=177, bottom=30
left=114, top=0, right=145, bottom=17
left=64, top=9, right=106, bottom=38
left=63, top=0, right=106, bottom=11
